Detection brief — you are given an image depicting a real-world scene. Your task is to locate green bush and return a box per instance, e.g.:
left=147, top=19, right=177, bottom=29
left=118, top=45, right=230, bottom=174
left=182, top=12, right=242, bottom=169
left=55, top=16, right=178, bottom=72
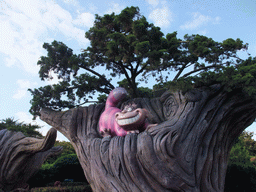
left=28, top=154, right=88, bottom=188
left=224, top=132, right=256, bottom=191
left=228, top=138, right=252, bottom=166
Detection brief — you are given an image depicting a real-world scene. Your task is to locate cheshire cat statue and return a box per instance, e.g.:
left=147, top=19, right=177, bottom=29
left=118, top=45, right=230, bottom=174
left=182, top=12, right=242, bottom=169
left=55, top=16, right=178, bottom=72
left=99, top=87, right=156, bottom=137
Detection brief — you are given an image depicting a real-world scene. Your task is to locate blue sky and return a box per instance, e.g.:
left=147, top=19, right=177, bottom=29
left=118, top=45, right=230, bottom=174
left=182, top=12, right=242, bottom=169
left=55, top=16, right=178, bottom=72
left=1, top=0, right=256, bottom=141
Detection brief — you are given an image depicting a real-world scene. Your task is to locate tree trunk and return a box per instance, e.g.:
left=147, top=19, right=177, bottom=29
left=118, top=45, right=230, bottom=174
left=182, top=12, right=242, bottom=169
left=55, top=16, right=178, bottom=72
left=0, top=128, right=62, bottom=191
left=40, top=85, right=256, bottom=192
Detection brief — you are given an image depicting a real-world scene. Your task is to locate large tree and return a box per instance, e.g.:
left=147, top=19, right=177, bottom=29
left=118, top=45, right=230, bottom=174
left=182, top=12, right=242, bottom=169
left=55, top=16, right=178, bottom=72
left=28, top=6, right=248, bottom=118
left=29, top=6, right=256, bottom=191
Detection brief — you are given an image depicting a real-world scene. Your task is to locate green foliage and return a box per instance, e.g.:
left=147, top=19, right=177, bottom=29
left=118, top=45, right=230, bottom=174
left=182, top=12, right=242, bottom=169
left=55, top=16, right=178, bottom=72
left=28, top=40, right=114, bottom=118
left=38, top=41, right=75, bottom=81
left=53, top=153, right=80, bottom=167
left=96, top=94, right=107, bottom=104
left=157, top=57, right=256, bottom=101
left=193, top=57, right=256, bottom=97
left=240, top=131, right=256, bottom=157
left=0, top=117, right=43, bottom=138
left=29, top=6, right=250, bottom=118
left=28, top=154, right=87, bottom=188
left=229, top=136, right=252, bottom=166
left=137, top=87, right=154, bottom=98
left=45, top=141, right=76, bottom=164
left=225, top=131, right=256, bottom=191
left=154, top=77, right=194, bottom=95
left=85, top=6, right=165, bottom=95
left=117, top=79, right=153, bottom=98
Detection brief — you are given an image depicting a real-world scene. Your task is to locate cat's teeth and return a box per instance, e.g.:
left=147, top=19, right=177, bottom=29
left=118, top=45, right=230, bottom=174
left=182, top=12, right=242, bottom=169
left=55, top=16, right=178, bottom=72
left=117, top=114, right=140, bottom=126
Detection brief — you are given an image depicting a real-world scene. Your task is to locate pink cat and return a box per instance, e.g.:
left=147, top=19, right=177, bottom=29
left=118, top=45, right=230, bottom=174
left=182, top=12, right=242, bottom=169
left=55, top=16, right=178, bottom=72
left=99, top=87, right=156, bottom=137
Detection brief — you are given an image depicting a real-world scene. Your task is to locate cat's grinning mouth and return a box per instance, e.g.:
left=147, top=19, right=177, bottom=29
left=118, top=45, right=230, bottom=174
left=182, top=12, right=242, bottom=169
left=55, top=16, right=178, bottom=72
left=117, top=113, right=140, bottom=126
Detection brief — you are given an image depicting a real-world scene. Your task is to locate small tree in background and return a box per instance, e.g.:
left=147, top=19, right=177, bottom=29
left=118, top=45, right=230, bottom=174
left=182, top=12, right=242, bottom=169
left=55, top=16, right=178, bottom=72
left=225, top=131, right=256, bottom=191
left=0, top=117, right=43, bottom=138
left=228, top=132, right=253, bottom=166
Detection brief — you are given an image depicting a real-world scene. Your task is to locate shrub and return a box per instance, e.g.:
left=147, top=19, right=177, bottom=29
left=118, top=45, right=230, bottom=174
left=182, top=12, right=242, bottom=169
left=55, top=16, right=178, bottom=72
left=28, top=154, right=88, bottom=188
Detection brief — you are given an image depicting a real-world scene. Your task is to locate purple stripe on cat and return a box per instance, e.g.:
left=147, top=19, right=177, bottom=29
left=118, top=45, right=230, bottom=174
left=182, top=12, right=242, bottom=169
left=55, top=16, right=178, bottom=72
left=99, top=87, right=129, bottom=137
left=105, top=88, right=127, bottom=109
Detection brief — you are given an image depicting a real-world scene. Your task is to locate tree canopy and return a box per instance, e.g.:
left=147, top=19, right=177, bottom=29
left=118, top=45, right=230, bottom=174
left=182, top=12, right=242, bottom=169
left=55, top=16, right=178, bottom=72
left=0, top=117, right=43, bottom=138
left=29, top=6, right=253, bottom=118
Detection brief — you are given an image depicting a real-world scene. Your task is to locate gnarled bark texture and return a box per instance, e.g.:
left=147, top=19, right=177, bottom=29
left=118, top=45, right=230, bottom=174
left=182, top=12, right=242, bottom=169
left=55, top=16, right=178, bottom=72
left=40, top=86, right=256, bottom=192
left=0, top=128, right=62, bottom=192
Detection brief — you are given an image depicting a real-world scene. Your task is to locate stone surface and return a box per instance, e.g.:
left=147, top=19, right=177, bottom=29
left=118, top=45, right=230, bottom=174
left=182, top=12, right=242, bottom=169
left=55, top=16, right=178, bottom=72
left=0, top=128, right=62, bottom=192
left=40, top=86, right=256, bottom=192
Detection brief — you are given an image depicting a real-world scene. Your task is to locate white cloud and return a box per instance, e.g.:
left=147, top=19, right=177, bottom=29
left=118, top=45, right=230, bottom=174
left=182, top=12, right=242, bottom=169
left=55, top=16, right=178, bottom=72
left=180, top=12, right=210, bottom=30
left=13, top=79, right=37, bottom=99
left=198, top=29, right=208, bottom=35
left=63, top=0, right=79, bottom=6
left=13, top=89, right=27, bottom=100
left=148, top=7, right=172, bottom=28
left=180, top=12, right=221, bottom=30
left=73, top=12, right=95, bottom=28
left=106, top=2, right=125, bottom=14
left=0, top=0, right=90, bottom=75
left=15, top=111, right=37, bottom=125
left=17, top=79, right=33, bottom=89
left=145, top=0, right=159, bottom=7
left=0, top=16, right=42, bottom=73
left=213, top=16, right=221, bottom=24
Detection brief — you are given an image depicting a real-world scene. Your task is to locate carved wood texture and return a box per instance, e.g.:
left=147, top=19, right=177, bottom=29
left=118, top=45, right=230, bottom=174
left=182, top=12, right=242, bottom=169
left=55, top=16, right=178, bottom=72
left=0, top=128, right=62, bottom=191
left=40, top=86, right=256, bottom=192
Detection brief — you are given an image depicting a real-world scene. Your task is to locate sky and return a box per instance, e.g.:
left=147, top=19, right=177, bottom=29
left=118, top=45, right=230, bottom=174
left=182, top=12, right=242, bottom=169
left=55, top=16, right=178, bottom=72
left=1, top=0, right=256, bottom=141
